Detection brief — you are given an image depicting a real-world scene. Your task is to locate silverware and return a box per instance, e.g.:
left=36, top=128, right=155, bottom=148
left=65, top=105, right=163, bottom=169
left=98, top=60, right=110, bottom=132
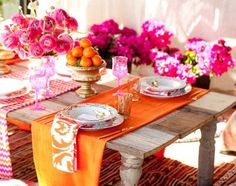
left=98, top=126, right=134, bottom=139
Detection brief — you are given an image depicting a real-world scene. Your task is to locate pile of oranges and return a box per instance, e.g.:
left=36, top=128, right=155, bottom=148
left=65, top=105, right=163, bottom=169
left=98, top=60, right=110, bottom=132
left=66, top=38, right=103, bottom=67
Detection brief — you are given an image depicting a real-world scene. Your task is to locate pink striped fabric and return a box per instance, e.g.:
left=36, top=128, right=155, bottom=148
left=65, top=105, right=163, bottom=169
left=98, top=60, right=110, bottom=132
left=0, top=67, right=80, bottom=178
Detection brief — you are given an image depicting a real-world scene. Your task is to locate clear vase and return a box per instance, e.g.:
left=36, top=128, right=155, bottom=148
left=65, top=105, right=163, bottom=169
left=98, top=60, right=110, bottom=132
left=28, top=56, right=56, bottom=110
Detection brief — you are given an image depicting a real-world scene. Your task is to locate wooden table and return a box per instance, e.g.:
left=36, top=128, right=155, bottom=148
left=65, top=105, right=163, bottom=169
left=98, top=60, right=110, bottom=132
left=7, top=62, right=236, bottom=186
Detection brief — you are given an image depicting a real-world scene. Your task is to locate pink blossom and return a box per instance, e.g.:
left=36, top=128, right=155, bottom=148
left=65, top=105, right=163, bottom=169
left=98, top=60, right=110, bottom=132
left=2, top=33, right=19, bottom=50
left=55, top=38, right=71, bottom=54
left=29, top=19, right=42, bottom=31
left=39, top=34, right=57, bottom=52
left=19, top=29, right=38, bottom=44
left=59, top=34, right=73, bottom=51
left=29, top=43, right=44, bottom=57
left=11, top=13, right=29, bottom=28
left=52, top=9, right=69, bottom=27
left=53, top=28, right=64, bottom=37
left=39, top=16, right=55, bottom=33
left=18, top=48, right=28, bottom=59
left=66, top=17, right=78, bottom=31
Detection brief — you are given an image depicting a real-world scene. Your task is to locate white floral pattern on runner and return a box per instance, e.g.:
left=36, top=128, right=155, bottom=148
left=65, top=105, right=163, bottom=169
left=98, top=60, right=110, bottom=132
left=0, top=68, right=80, bottom=178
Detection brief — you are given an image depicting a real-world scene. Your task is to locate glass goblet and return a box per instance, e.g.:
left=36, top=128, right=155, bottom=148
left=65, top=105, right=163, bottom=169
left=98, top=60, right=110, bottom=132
left=29, top=68, right=47, bottom=111
left=112, top=56, right=128, bottom=95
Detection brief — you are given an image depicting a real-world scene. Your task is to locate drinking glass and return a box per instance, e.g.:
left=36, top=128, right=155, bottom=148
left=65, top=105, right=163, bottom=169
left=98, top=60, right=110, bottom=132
left=42, top=56, right=56, bottom=97
left=29, top=67, right=47, bottom=110
left=112, top=56, right=128, bottom=95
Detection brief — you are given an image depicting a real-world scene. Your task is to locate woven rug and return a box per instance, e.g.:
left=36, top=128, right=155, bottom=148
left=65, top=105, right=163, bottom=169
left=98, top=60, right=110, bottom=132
left=8, top=125, right=236, bottom=186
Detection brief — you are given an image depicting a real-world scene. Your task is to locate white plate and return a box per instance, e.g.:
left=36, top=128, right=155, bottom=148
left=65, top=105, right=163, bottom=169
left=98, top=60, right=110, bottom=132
left=141, top=76, right=186, bottom=92
left=141, top=84, right=192, bottom=98
left=80, top=114, right=124, bottom=131
left=61, top=103, right=118, bottom=124
left=0, top=78, right=30, bottom=99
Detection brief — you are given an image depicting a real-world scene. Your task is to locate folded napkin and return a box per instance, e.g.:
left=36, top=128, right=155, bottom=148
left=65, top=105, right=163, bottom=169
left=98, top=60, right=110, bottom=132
left=51, top=114, right=81, bottom=173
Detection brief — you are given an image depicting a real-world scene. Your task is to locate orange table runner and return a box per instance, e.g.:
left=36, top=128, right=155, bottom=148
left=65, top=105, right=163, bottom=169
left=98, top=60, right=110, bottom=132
left=32, top=84, right=208, bottom=186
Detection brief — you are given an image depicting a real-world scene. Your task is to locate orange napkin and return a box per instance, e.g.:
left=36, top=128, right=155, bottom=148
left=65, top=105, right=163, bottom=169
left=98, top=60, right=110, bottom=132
left=32, top=84, right=208, bottom=186
left=51, top=115, right=81, bottom=173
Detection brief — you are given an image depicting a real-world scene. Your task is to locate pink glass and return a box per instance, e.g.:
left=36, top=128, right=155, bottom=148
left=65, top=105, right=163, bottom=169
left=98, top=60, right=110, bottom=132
left=29, top=67, right=47, bottom=110
left=42, top=56, right=56, bottom=97
left=112, top=56, right=128, bottom=95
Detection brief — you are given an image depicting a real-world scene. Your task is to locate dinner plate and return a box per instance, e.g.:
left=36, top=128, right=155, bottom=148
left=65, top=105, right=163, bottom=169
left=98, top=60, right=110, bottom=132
left=141, top=76, right=187, bottom=92
left=61, top=103, right=118, bottom=124
left=141, top=84, right=192, bottom=98
left=80, top=114, right=124, bottom=131
left=0, top=78, right=30, bottom=99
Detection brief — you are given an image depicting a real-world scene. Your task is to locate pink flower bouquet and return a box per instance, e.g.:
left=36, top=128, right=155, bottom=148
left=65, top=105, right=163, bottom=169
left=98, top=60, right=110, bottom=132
left=0, top=8, right=78, bottom=59
left=153, top=38, right=235, bottom=84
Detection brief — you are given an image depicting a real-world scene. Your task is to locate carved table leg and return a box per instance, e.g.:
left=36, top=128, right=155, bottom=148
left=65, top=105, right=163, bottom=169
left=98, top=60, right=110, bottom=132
left=120, top=152, right=144, bottom=186
left=198, top=120, right=217, bottom=186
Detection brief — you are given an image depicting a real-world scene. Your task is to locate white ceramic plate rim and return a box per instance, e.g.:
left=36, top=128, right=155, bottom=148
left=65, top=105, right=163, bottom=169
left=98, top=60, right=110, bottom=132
left=0, top=78, right=28, bottom=96
left=80, top=114, right=124, bottom=131
left=0, top=86, right=31, bottom=100
left=140, top=84, right=192, bottom=98
left=61, top=103, right=118, bottom=123
left=141, top=76, right=187, bottom=92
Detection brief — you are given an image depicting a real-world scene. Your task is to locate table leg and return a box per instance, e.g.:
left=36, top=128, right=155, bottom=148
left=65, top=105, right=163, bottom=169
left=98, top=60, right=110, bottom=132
left=119, top=152, right=143, bottom=186
left=198, top=120, right=217, bottom=186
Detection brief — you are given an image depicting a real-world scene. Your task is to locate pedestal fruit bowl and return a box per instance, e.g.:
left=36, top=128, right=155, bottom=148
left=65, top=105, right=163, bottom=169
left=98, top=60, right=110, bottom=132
left=66, top=38, right=106, bottom=98
left=67, top=61, right=106, bottom=98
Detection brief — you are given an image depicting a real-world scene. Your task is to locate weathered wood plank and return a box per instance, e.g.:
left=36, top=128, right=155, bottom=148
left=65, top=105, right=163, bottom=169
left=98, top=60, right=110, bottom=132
left=188, top=91, right=236, bottom=116
left=107, top=108, right=213, bottom=158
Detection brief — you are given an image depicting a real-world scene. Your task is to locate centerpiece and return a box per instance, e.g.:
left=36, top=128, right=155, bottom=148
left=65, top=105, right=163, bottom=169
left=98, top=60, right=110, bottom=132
left=66, top=37, right=106, bottom=98
left=0, top=7, right=79, bottom=109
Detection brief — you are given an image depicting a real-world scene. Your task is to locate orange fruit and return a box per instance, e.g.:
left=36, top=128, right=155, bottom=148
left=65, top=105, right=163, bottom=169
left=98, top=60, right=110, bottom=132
left=79, top=38, right=92, bottom=48
left=66, top=52, right=74, bottom=60
left=83, top=47, right=97, bottom=58
left=80, top=56, right=92, bottom=67
left=92, top=55, right=103, bottom=66
left=71, top=46, right=83, bottom=57
left=67, top=55, right=78, bottom=66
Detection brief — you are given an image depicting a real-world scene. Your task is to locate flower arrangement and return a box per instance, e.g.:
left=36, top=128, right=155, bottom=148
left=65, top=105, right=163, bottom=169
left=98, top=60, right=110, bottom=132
left=87, top=19, right=138, bottom=64
left=153, top=38, right=235, bottom=84
left=0, top=8, right=78, bottom=59
left=88, top=19, right=177, bottom=67
left=134, top=19, right=176, bottom=66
